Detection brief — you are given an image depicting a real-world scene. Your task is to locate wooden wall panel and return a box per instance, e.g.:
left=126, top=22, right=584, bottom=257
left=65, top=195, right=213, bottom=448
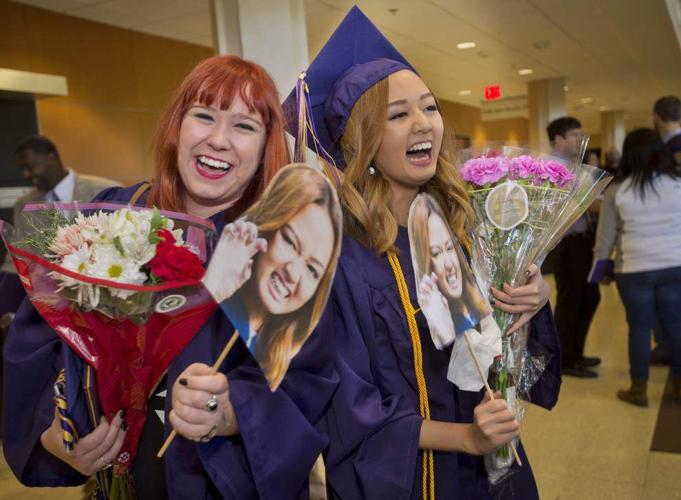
left=1, top=0, right=212, bottom=184
left=0, top=1, right=31, bottom=70
left=439, top=99, right=530, bottom=145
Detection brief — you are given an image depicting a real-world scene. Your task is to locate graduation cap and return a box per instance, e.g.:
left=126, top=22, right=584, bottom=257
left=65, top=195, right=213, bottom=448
left=283, top=5, right=416, bottom=168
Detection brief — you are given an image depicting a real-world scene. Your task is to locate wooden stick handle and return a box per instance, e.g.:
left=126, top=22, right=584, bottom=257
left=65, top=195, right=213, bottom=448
left=157, top=331, right=240, bottom=458
left=463, top=331, right=522, bottom=467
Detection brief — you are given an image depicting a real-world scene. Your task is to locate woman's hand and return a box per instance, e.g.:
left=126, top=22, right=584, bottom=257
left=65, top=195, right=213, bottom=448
left=169, top=363, right=239, bottom=443
left=40, top=409, right=126, bottom=476
left=490, top=264, right=549, bottom=335
left=418, top=273, right=456, bottom=350
left=467, top=391, right=519, bottom=455
left=202, top=220, right=267, bottom=303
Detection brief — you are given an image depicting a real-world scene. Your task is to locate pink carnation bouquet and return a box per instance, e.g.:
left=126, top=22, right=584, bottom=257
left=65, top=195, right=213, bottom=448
left=458, top=145, right=612, bottom=483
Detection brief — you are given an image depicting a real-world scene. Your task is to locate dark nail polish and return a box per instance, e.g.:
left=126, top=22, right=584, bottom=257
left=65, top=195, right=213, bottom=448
left=120, top=420, right=127, bottom=431
left=119, top=409, right=125, bottom=418
left=179, top=378, right=188, bottom=386
left=490, top=298, right=496, bottom=305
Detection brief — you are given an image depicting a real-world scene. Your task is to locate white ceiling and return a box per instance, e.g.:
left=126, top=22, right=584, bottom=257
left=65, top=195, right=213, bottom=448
left=13, top=0, right=681, bottom=134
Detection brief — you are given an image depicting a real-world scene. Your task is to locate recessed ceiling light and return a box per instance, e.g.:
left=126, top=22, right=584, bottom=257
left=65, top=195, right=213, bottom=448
left=459, top=90, right=472, bottom=96
left=563, top=85, right=569, bottom=92
left=518, top=68, right=533, bottom=75
left=581, top=97, right=593, bottom=104
left=457, top=42, right=476, bottom=49
left=599, top=105, right=609, bottom=111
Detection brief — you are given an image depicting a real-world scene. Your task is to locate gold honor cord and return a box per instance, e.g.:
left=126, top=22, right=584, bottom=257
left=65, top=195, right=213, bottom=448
left=54, top=370, right=79, bottom=451
left=387, top=252, right=435, bottom=500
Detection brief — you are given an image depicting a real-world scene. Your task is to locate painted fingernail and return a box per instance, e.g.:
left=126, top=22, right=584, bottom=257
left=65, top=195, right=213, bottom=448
left=119, top=409, right=125, bottom=418
left=490, top=298, right=496, bottom=305
left=120, top=420, right=127, bottom=431
left=179, top=378, right=188, bottom=386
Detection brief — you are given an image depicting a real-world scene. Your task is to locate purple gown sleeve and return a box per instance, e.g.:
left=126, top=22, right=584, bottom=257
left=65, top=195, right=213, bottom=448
left=323, top=262, right=423, bottom=500
left=2, top=300, right=87, bottom=486
left=165, top=308, right=338, bottom=499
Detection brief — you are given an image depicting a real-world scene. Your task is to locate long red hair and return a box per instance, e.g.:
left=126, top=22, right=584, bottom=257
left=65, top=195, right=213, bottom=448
left=149, top=55, right=290, bottom=213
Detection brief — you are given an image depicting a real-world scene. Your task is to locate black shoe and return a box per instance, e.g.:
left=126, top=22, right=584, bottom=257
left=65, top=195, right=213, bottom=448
left=578, top=356, right=601, bottom=368
left=650, top=347, right=670, bottom=366
left=563, top=366, right=598, bottom=378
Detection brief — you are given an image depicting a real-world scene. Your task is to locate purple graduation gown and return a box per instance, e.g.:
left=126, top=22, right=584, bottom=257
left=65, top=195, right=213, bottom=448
left=322, top=227, right=561, bottom=499
left=2, top=184, right=338, bottom=499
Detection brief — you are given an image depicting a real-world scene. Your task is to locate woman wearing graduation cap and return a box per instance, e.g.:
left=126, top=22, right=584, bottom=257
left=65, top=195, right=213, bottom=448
left=3, top=55, right=337, bottom=499
left=285, top=7, right=561, bottom=499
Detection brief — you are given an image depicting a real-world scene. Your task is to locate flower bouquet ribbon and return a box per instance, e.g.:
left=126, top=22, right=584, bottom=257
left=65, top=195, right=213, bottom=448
left=458, top=145, right=613, bottom=484
left=0, top=201, right=218, bottom=499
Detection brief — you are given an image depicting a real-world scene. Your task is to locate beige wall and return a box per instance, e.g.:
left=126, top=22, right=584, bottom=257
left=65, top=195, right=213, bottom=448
left=439, top=99, right=530, bottom=146
left=0, top=0, right=212, bottom=185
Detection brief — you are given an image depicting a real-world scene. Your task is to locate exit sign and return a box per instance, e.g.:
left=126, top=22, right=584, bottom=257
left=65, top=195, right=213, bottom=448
left=484, top=85, right=501, bottom=100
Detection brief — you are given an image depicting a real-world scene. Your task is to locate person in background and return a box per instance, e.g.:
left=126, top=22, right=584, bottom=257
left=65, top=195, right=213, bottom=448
left=546, top=117, right=601, bottom=378
left=0, top=135, right=120, bottom=316
left=649, top=95, right=681, bottom=365
left=604, top=146, right=621, bottom=175
left=593, top=128, right=681, bottom=406
left=654, top=95, right=681, bottom=166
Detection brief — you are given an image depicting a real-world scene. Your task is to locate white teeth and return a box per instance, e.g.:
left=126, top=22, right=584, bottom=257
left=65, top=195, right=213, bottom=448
left=198, top=155, right=231, bottom=170
left=270, top=272, right=290, bottom=300
left=407, top=141, right=432, bottom=153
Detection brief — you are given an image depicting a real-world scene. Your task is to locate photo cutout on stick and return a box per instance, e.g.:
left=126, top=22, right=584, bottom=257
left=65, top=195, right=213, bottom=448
left=408, top=193, right=492, bottom=350
left=202, top=164, right=342, bottom=391
left=408, top=194, right=501, bottom=390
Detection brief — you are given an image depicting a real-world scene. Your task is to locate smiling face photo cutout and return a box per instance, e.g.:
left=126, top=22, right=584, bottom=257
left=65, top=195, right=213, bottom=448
left=408, top=193, right=492, bottom=350
left=202, top=164, right=342, bottom=390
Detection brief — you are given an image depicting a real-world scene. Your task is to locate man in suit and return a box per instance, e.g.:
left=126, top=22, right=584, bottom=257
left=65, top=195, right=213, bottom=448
left=0, top=135, right=121, bottom=312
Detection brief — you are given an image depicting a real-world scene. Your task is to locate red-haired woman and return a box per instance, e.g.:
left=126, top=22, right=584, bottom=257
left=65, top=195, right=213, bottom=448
left=3, top=55, right=336, bottom=499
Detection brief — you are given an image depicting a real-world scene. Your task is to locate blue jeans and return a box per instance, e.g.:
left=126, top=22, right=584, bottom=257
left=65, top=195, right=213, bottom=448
left=615, top=267, right=681, bottom=380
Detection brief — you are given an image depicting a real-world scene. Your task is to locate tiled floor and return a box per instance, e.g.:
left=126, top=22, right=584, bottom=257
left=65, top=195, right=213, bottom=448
left=522, top=277, right=681, bottom=499
left=0, top=277, right=679, bottom=499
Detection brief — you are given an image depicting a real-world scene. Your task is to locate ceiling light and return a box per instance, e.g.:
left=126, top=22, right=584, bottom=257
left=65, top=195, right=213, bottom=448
left=581, top=97, right=593, bottom=104
left=599, top=105, right=609, bottom=111
left=459, top=90, right=472, bottom=96
left=563, top=85, right=569, bottom=92
left=518, top=68, right=533, bottom=75
left=457, top=42, right=476, bottom=49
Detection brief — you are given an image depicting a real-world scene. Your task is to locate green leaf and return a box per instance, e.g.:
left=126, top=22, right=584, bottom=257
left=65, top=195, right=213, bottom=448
left=149, top=209, right=163, bottom=243
left=113, top=235, right=125, bottom=256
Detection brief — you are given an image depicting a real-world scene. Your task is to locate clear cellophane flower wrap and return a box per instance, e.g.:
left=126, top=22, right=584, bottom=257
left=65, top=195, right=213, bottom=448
left=459, top=144, right=613, bottom=485
left=0, top=201, right=218, bottom=499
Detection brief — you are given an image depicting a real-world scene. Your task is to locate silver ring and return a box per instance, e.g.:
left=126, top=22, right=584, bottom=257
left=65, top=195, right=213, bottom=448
left=199, top=425, right=218, bottom=443
left=205, top=394, right=218, bottom=412
left=99, top=457, right=112, bottom=470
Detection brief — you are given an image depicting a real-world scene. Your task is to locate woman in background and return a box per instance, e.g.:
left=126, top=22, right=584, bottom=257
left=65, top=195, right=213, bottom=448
left=594, top=127, right=681, bottom=407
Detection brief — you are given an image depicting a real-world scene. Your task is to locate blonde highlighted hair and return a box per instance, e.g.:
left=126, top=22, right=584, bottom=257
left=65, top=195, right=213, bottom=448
left=339, top=75, right=474, bottom=254
left=242, top=164, right=342, bottom=390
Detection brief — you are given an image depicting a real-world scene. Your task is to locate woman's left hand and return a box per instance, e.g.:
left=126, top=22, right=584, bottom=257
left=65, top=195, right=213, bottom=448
left=490, top=264, right=549, bottom=335
left=169, top=363, right=240, bottom=443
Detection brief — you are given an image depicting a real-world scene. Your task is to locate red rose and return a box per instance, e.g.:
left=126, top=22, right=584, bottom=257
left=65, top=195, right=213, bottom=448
left=148, top=229, right=205, bottom=282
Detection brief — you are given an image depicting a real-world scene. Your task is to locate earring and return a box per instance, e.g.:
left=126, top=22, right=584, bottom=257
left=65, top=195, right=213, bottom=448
left=368, top=161, right=376, bottom=175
